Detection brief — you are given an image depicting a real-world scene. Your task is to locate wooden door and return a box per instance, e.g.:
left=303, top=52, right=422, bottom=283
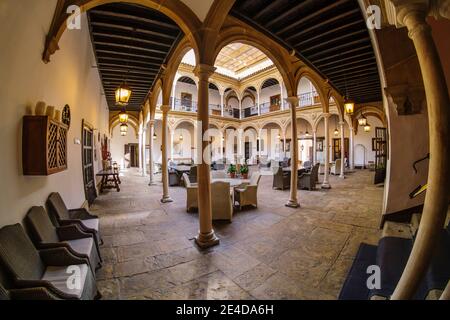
left=82, top=120, right=97, bottom=205
left=374, top=127, right=388, bottom=184
left=245, top=142, right=251, bottom=161
left=332, top=138, right=349, bottom=162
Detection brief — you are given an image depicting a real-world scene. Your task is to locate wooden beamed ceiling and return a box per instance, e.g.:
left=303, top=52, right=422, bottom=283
left=88, top=3, right=183, bottom=111
left=231, top=0, right=382, bottom=103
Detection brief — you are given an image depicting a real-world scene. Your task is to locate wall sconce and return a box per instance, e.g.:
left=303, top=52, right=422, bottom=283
left=153, top=132, right=157, bottom=140
left=179, top=134, right=184, bottom=141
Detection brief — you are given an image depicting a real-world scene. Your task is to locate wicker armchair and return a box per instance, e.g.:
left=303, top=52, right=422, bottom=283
left=211, top=181, right=233, bottom=221
left=331, top=159, right=341, bottom=175
left=0, top=224, right=100, bottom=300
left=272, top=167, right=290, bottom=190
left=168, top=168, right=180, bottom=186
left=47, top=192, right=102, bottom=246
left=25, top=206, right=102, bottom=273
left=183, top=173, right=198, bottom=212
left=234, top=173, right=262, bottom=210
left=298, top=163, right=320, bottom=190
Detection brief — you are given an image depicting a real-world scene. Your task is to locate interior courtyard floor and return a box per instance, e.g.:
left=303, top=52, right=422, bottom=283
left=92, top=168, right=384, bottom=300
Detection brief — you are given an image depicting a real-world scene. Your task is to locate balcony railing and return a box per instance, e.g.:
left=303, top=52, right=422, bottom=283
left=299, top=92, right=320, bottom=107
left=242, top=105, right=259, bottom=118
left=209, top=104, right=221, bottom=116
left=172, top=98, right=197, bottom=112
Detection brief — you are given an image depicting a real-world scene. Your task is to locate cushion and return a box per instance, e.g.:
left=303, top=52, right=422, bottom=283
left=80, top=219, right=99, bottom=232
left=42, top=264, right=88, bottom=299
left=67, top=238, right=94, bottom=257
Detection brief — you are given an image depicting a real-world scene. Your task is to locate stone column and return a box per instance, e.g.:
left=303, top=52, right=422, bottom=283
left=220, top=130, right=224, bottom=159
left=194, top=64, right=219, bottom=248
left=160, top=105, right=173, bottom=203
left=349, top=126, right=355, bottom=170
left=257, top=91, right=261, bottom=115
left=142, top=127, right=147, bottom=177
left=148, top=120, right=156, bottom=186
left=138, top=131, right=143, bottom=173
left=239, top=99, right=243, bottom=119
left=170, top=130, right=174, bottom=161
left=322, top=113, right=331, bottom=189
left=339, top=121, right=345, bottom=179
left=285, top=96, right=300, bottom=208
left=313, top=130, right=317, bottom=164
left=389, top=2, right=450, bottom=300
left=220, top=93, right=224, bottom=117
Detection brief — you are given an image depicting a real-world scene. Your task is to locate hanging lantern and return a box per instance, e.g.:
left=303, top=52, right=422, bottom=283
left=358, top=114, right=367, bottom=126
left=277, top=133, right=281, bottom=140
left=334, top=128, right=339, bottom=136
left=344, top=98, right=355, bottom=115
left=179, top=134, right=184, bottom=141
left=364, top=123, right=371, bottom=133
left=115, top=82, right=132, bottom=106
left=120, top=123, right=128, bottom=136
left=305, top=130, right=310, bottom=137
left=153, top=132, right=157, bottom=140
left=118, top=108, right=129, bottom=124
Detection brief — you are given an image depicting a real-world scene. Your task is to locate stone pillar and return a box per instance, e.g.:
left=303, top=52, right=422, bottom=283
left=138, top=131, right=143, bottom=173
left=160, top=105, right=173, bottom=203
left=257, top=91, right=261, bottom=115
left=142, top=127, right=147, bottom=177
left=388, top=2, right=450, bottom=300
left=339, top=121, right=345, bottom=179
left=285, top=96, right=300, bottom=208
left=170, top=130, right=174, bottom=161
left=239, top=99, right=243, bottom=119
left=313, top=130, right=317, bottom=164
left=194, top=64, right=219, bottom=248
left=349, top=126, right=355, bottom=170
left=322, top=113, right=331, bottom=189
left=148, top=120, right=156, bottom=186
left=220, top=93, right=224, bottom=117
left=280, top=82, right=285, bottom=110
left=220, top=130, right=224, bottom=159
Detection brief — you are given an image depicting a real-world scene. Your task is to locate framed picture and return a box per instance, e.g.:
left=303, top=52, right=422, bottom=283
left=317, top=138, right=324, bottom=152
left=285, top=139, right=291, bottom=152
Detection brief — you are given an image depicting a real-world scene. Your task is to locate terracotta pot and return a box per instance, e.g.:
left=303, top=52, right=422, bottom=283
left=242, top=173, right=248, bottom=179
left=230, top=173, right=236, bottom=178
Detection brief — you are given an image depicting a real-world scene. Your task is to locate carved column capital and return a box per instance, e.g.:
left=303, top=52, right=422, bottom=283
left=322, top=112, right=331, bottom=119
left=286, top=96, right=299, bottom=108
left=160, top=105, right=171, bottom=113
left=194, top=64, right=216, bottom=80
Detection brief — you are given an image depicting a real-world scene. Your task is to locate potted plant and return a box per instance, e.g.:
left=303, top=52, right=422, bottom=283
left=240, top=164, right=249, bottom=179
left=228, top=164, right=236, bottom=178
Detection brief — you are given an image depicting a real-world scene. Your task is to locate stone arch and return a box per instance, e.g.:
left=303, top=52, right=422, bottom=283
left=212, top=24, right=295, bottom=96
left=313, top=112, right=341, bottom=132
left=258, top=78, right=281, bottom=93
left=110, top=113, right=139, bottom=139
left=295, top=71, right=327, bottom=111
left=172, top=118, right=196, bottom=132
left=353, top=105, right=387, bottom=129
left=43, top=0, right=202, bottom=64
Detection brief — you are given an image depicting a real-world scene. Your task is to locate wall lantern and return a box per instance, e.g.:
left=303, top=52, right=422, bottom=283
left=120, top=123, right=128, bottom=136
left=118, top=108, right=129, bottom=124
left=179, top=134, right=184, bottom=141
left=115, top=82, right=132, bottom=106
left=344, top=99, right=355, bottom=115
left=277, top=133, right=281, bottom=140
left=153, top=132, right=157, bottom=140
left=358, top=113, right=367, bottom=126
left=364, top=123, right=371, bottom=133
left=305, top=130, right=310, bottom=137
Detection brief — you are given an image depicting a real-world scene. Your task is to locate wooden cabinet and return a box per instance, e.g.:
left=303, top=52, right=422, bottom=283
left=22, top=116, right=68, bottom=176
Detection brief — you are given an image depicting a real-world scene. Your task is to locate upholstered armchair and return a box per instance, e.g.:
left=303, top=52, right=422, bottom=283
left=183, top=173, right=198, bottom=212
left=303, top=161, right=312, bottom=171
left=25, top=206, right=102, bottom=273
left=47, top=192, right=102, bottom=246
left=0, top=224, right=100, bottom=300
left=272, top=167, right=290, bottom=190
left=298, top=163, right=320, bottom=190
left=331, top=159, right=342, bottom=175
left=211, top=181, right=233, bottom=221
left=234, top=173, right=262, bottom=210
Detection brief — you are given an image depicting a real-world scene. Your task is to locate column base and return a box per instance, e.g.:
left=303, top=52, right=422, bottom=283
left=148, top=181, right=157, bottom=186
left=160, top=196, right=173, bottom=203
left=321, top=182, right=332, bottom=189
left=285, top=200, right=300, bottom=208
left=339, top=175, right=345, bottom=179
left=195, top=231, right=220, bottom=249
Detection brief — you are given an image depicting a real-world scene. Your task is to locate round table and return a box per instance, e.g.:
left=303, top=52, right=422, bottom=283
left=211, top=178, right=250, bottom=187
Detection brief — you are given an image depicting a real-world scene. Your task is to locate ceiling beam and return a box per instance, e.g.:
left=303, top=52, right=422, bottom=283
left=95, top=49, right=164, bottom=62
left=311, top=45, right=373, bottom=64
left=301, top=30, right=367, bottom=54
left=264, top=0, right=313, bottom=29
left=297, top=20, right=362, bottom=47
left=93, top=41, right=167, bottom=55
left=92, top=32, right=172, bottom=48
left=90, top=22, right=177, bottom=40
left=307, top=38, right=370, bottom=60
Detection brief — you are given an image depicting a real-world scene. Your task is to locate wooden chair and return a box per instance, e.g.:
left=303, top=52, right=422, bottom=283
left=298, top=163, right=320, bottom=190
left=272, top=167, right=290, bottom=190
